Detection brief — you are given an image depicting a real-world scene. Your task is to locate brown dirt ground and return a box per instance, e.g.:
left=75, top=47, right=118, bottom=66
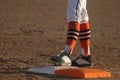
left=0, top=0, right=120, bottom=80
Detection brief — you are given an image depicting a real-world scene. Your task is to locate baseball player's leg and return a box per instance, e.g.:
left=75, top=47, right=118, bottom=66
left=79, top=22, right=91, bottom=57
left=78, top=0, right=91, bottom=57
left=76, top=22, right=92, bottom=67
left=72, top=22, right=92, bottom=67
left=65, top=21, right=80, bottom=55
left=72, top=0, right=92, bottom=67
left=50, top=0, right=81, bottom=64
left=64, top=0, right=81, bottom=55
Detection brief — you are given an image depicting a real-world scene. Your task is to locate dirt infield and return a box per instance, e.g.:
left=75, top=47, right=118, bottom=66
left=0, top=0, right=120, bottom=80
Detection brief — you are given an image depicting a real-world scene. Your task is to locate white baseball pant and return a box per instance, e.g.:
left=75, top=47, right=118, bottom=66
left=67, top=0, right=89, bottom=24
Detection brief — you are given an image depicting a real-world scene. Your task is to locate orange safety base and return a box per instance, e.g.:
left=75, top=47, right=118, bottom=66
left=55, top=67, right=111, bottom=78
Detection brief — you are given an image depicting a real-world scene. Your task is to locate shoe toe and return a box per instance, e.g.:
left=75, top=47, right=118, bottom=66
left=50, top=56, right=62, bottom=62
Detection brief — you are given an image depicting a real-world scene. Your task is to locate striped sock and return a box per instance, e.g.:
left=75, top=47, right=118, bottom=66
left=64, top=22, right=80, bottom=55
left=79, top=22, right=91, bottom=57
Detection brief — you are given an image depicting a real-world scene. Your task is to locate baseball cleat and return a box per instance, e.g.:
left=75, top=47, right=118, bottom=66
left=72, top=55, right=92, bottom=67
left=50, top=50, right=72, bottom=66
